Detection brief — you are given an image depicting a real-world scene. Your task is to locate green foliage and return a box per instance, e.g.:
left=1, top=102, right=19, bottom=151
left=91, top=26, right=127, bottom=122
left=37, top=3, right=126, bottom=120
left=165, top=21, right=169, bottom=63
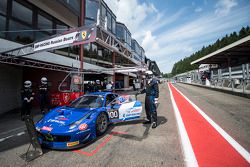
left=163, top=73, right=173, bottom=78
left=170, top=26, right=250, bottom=76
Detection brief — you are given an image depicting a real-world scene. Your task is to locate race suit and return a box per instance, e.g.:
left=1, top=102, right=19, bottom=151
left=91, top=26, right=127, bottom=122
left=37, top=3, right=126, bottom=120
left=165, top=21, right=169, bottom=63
left=141, top=78, right=159, bottom=123
left=21, top=88, right=34, bottom=118
left=39, top=84, right=50, bottom=113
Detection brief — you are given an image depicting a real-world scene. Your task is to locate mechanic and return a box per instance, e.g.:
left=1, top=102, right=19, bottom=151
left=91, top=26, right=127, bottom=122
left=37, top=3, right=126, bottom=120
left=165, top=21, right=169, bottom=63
left=106, top=81, right=113, bottom=91
left=139, top=71, right=159, bottom=128
left=39, top=77, right=50, bottom=115
left=21, top=80, right=35, bottom=120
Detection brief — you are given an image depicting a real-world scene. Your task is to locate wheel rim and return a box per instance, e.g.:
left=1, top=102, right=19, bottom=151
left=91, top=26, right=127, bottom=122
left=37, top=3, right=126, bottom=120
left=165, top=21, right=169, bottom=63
left=97, top=114, right=107, bottom=133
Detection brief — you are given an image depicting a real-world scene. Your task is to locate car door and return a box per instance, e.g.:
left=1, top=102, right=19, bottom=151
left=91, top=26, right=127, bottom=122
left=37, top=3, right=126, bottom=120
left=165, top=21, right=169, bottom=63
left=106, top=94, right=120, bottom=122
left=107, top=95, right=142, bottom=122
left=117, top=95, right=142, bottom=121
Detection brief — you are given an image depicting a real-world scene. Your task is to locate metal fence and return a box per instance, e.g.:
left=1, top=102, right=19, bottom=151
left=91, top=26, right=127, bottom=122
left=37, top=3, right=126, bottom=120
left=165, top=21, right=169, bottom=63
left=175, top=63, right=250, bottom=94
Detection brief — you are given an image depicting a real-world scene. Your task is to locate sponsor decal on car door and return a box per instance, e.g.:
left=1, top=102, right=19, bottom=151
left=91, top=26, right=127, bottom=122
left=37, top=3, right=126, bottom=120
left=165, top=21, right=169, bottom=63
left=119, top=102, right=142, bottom=120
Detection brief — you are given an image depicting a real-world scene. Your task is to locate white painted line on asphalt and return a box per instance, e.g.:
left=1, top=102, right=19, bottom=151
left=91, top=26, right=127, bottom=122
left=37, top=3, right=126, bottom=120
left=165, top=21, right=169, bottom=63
left=0, top=131, right=26, bottom=142
left=168, top=83, right=199, bottom=167
left=16, top=132, right=25, bottom=136
left=0, top=135, right=14, bottom=142
left=172, top=84, right=250, bottom=164
left=0, top=126, right=25, bottom=136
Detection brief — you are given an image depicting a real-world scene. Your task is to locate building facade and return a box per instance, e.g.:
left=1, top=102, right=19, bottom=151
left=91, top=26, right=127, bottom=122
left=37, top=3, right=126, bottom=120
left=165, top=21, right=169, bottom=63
left=0, top=0, right=161, bottom=113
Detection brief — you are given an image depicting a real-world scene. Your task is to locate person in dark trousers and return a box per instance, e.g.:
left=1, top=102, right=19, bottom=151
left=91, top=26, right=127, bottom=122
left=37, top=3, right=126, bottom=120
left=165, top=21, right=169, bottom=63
left=139, top=71, right=159, bottom=128
left=21, top=80, right=35, bottom=120
left=39, top=77, right=50, bottom=115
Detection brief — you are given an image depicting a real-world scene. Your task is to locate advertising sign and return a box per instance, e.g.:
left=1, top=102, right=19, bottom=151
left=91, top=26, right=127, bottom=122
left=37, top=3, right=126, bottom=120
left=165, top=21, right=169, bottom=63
left=33, top=26, right=96, bottom=52
left=34, top=32, right=77, bottom=51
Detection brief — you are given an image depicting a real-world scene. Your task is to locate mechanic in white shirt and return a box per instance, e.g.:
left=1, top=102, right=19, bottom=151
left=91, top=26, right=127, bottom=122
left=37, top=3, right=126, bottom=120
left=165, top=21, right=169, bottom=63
left=106, top=81, right=113, bottom=91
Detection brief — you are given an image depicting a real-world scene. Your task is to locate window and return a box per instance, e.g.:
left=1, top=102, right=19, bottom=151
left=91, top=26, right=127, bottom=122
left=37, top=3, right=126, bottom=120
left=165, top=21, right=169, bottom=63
left=107, top=12, right=111, bottom=31
left=12, top=1, right=32, bottom=24
left=38, top=14, right=53, bottom=33
left=106, top=94, right=117, bottom=106
left=101, top=4, right=106, bottom=18
left=85, top=18, right=95, bottom=26
left=8, top=20, right=33, bottom=43
left=70, top=95, right=104, bottom=108
left=112, top=17, right=116, bottom=34
left=35, top=31, right=50, bottom=41
left=56, top=22, right=68, bottom=34
left=0, top=15, right=6, bottom=38
left=127, top=33, right=131, bottom=46
left=65, top=0, right=80, bottom=14
left=116, top=24, right=125, bottom=42
left=0, top=0, right=7, bottom=15
left=86, top=0, right=98, bottom=20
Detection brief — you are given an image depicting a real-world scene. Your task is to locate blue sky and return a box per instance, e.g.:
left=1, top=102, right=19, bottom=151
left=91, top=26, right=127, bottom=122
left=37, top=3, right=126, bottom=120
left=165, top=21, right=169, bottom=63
left=104, top=0, right=250, bottom=73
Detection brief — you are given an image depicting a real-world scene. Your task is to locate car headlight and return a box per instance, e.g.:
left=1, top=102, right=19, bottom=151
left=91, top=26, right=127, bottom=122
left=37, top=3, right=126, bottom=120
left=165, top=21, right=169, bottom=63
left=36, top=127, right=41, bottom=131
left=69, top=119, right=83, bottom=129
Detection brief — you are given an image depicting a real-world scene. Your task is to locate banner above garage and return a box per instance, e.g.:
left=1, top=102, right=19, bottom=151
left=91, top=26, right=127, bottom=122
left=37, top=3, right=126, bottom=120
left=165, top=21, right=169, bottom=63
left=33, top=25, right=96, bottom=52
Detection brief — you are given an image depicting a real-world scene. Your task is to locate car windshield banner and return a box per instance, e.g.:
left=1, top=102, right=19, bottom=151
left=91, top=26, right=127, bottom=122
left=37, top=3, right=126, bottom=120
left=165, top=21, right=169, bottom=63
left=33, top=25, right=96, bottom=52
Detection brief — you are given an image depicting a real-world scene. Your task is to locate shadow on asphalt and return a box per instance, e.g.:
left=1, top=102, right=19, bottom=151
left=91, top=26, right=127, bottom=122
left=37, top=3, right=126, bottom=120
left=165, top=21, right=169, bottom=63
left=110, top=116, right=168, bottom=142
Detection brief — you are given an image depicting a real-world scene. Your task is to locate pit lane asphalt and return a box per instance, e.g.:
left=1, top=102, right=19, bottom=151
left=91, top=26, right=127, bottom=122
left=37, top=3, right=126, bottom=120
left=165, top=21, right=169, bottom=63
left=0, top=83, right=184, bottom=167
left=0, top=83, right=249, bottom=167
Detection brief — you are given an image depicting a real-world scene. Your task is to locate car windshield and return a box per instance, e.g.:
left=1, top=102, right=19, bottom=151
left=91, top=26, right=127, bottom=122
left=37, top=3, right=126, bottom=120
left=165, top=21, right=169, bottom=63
left=69, top=95, right=104, bottom=108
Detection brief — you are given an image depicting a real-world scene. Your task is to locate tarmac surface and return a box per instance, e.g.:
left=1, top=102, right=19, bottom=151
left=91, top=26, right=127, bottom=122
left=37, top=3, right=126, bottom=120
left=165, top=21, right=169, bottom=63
left=0, top=82, right=249, bottom=167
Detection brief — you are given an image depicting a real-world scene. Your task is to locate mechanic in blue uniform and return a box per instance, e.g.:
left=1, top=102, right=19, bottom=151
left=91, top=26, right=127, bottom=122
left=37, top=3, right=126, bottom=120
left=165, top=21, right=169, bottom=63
left=21, top=80, right=35, bottom=120
left=139, top=71, right=159, bottom=128
left=39, top=77, right=50, bottom=115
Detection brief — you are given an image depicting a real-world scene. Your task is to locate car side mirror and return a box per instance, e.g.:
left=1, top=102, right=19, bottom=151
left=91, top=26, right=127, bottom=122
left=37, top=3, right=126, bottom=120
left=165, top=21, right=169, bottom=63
left=110, top=101, right=116, bottom=108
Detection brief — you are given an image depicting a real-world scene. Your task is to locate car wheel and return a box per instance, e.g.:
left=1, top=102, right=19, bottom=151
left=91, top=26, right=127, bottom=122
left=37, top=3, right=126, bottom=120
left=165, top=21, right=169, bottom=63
left=96, top=112, right=108, bottom=136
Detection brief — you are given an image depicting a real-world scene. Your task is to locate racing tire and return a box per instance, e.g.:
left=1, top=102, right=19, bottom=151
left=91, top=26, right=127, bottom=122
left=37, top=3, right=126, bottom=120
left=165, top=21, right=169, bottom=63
left=96, top=112, right=108, bottom=136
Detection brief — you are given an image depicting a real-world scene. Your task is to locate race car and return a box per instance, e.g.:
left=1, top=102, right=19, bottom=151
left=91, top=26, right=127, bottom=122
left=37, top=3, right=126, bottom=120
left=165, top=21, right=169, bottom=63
left=35, top=92, right=142, bottom=149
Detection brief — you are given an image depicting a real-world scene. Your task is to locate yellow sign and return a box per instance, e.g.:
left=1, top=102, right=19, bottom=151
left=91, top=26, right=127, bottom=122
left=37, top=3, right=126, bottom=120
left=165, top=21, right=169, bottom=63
left=81, top=31, right=87, bottom=40
left=67, top=141, right=79, bottom=147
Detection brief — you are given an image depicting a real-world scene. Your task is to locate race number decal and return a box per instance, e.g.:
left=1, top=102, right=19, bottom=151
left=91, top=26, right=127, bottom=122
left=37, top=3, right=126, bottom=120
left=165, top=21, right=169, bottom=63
left=108, top=109, right=119, bottom=119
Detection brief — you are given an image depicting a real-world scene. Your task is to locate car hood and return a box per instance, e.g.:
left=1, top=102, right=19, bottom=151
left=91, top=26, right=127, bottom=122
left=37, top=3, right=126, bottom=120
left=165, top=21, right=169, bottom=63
left=40, top=107, right=95, bottom=127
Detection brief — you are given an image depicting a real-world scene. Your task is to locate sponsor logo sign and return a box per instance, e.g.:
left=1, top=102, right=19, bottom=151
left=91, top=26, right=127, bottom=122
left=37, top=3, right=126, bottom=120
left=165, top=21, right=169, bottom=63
left=79, top=123, right=88, bottom=131
left=34, top=32, right=77, bottom=51
left=41, top=126, right=53, bottom=132
left=33, top=26, right=96, bottom=52
left=48, top=119, right=65, bottom=125
left=130, top=108, right=141, bottom=113
left=67, top=141, right=79, bottom=147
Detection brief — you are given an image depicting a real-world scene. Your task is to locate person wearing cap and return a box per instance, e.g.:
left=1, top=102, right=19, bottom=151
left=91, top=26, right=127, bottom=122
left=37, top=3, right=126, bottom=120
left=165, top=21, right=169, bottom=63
left=21, top=80, right=35, bottom=120
left=139, top=70, right=159, bottom=128
left=39, top=77, right=50, bottom=115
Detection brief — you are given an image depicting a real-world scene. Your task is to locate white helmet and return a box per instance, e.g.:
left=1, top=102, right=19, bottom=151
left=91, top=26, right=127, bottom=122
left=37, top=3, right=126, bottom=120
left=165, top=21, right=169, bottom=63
left=145, top=70, right=153, bottom=79
left=41, top=77, right=47, bottom=84
left=145, top=70, right=153, bottom=75
left=24, top=80, right=32, bottom=88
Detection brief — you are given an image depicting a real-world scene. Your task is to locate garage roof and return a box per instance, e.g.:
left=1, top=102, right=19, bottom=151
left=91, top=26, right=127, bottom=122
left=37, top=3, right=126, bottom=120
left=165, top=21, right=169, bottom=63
left=191, top=35, right=250, bottom=67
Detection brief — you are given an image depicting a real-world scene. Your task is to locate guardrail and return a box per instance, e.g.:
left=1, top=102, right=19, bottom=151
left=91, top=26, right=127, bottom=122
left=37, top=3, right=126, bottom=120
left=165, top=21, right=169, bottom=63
left=209, top=78, right=250, bottom=94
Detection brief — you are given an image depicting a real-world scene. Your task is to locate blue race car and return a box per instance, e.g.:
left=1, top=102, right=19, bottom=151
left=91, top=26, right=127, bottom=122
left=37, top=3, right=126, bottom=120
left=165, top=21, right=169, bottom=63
left=35, top=92, right=142, bottom=149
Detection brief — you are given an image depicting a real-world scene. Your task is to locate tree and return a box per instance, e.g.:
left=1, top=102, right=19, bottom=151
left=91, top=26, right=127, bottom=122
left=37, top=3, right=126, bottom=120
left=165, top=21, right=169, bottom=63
left=170, top=26, right=250, bottom=76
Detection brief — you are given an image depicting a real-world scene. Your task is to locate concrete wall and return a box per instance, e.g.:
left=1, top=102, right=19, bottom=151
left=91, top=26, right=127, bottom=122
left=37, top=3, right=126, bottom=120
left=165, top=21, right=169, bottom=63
left=0, top=64, right=22, bottom=114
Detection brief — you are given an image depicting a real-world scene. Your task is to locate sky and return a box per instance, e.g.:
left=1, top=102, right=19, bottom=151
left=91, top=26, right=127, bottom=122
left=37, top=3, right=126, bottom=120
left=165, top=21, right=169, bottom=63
left=104, top=0, right=250, bottom=73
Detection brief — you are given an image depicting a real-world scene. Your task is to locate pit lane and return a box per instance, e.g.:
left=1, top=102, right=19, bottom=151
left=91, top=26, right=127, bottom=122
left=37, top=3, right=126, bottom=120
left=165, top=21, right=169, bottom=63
left=0, top=83, right=249, bottom=167
left=0, top=83, right=184, bottom=167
